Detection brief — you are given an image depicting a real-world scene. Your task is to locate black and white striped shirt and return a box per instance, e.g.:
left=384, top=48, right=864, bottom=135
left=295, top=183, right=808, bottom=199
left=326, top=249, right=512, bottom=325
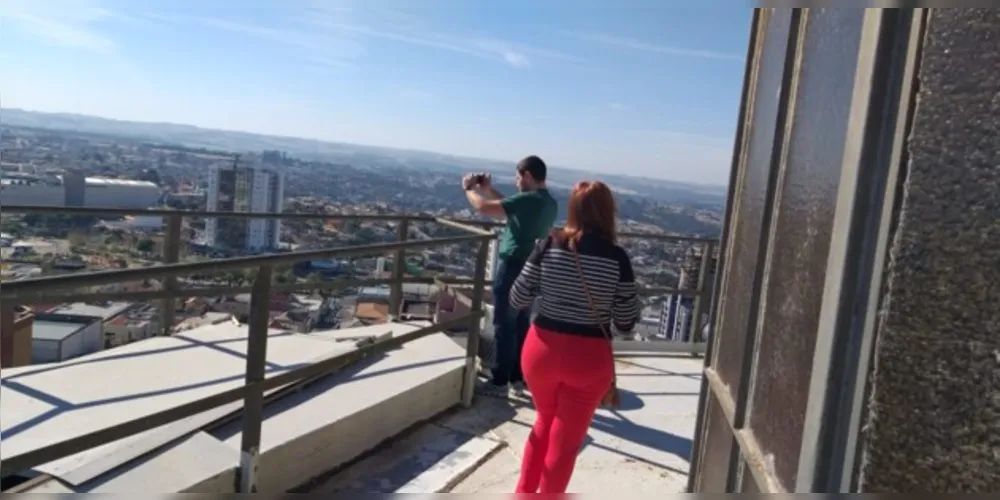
left=510, top=233, right=641, bottom=338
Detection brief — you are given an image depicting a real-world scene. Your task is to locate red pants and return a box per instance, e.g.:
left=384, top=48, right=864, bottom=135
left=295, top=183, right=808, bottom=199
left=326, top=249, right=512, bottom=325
left=515, top=325, right=614, bottom=493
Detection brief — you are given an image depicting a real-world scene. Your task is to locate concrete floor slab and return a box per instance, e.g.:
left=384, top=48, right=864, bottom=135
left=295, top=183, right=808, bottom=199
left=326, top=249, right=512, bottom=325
left=444, top=355, right=703, bottom=493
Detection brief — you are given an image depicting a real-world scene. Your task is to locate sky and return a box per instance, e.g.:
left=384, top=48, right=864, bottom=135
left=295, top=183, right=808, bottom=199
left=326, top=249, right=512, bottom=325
left=1, top=0, right=752, bottom=185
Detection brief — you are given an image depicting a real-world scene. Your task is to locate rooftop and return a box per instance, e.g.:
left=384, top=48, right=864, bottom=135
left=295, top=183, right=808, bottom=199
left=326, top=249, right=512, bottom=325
left=83, top=177, right=159, bottom=188
left=45, top=302, right=135, bottom=321
left=32, top=318, right=94, bottom=341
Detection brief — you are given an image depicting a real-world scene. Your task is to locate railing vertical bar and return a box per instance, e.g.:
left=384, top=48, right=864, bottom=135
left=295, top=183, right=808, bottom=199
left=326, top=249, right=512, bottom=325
left=689, top=241, right=714, bottom=348
left=461, top=239, right=490, bottom=407
left=237, top=264, right=272, bottom=493
left=160, top=213, right=182, bottom=336
left=389, top=220, right=409, bottom=319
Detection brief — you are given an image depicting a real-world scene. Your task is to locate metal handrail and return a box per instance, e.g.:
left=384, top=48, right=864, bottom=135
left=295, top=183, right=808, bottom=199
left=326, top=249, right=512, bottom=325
left=1, top=204, right=717, bottom=241
left=0, top=204, right=436, bottom=222
left=0, top=233, right=489, bottom=298
left=442, top=217, right=719, bottom=243
left=6, top=276, right=476, bottom=305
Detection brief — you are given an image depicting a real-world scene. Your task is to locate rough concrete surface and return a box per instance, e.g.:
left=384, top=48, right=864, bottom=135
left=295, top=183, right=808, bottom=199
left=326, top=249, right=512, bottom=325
left=858, top=8, right=1000, bottom=492
left=442, top=356, right=703, bottom=493
left=308, top=423, right=502, bottom=494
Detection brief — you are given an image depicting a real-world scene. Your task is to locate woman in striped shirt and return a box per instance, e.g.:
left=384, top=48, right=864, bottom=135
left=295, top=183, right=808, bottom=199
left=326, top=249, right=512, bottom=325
left=509, top=180, right=641, bottom=494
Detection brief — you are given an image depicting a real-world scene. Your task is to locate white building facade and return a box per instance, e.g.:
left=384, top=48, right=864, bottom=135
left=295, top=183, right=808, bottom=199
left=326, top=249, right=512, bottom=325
left=205, top=161, right=284, bottom=252
left=0, top=176, right=159, bottom=209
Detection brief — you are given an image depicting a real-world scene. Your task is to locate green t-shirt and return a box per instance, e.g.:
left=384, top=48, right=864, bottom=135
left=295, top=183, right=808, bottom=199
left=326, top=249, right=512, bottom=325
left=498, top=188, right=558, bottom=261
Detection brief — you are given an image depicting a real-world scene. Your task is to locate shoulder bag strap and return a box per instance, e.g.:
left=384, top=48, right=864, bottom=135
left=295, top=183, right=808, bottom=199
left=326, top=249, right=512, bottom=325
left=571, top=246, right=617, bottom=377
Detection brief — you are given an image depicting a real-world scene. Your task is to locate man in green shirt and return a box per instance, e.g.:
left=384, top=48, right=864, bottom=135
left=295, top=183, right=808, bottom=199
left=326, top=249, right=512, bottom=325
left=463, top=156, right=558, bottom=396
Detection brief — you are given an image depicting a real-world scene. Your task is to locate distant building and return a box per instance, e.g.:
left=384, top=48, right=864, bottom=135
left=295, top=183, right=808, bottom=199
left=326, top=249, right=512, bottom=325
left=42, top=301, right=142, bottom=351
left=104, top=315, right=155, bottom=347
left=399, top=299, right=435, bottom=322
left=63, top=169, right=86, bottom=207
left=658, top=246, right=718, bottom=342
left=1, top=305, right=34, bottom=368
left=83, top=177, right=161, bottom=209
left=0, top=262, right=43, bottom=281
left=353, top=300, right=390, bottom=325
left=0, top=173, right=160, bottom=209
left=204, top=161, right=284, bottom=252
left=31, top=313, right=103, bottom=363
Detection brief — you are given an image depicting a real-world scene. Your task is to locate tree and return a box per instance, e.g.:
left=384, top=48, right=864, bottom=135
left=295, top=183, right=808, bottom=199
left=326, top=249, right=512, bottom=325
left=242, top=268, right=259, bottom=284
left=136, top=238, right=156, bottom=254
left=274, top=269, right=296, bottom=284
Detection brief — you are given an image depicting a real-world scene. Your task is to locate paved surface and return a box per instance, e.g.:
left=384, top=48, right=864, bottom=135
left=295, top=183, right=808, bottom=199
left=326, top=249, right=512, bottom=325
left=442, top=355, right=703, bottom=493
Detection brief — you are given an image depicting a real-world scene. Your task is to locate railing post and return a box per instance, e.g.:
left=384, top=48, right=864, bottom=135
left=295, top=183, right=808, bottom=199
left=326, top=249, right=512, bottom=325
left=237, top=265, right=272, bottom=493
left=461, top=239, right=491, bottom=407
left=388, top=219, right=409, bottom=320
left=688, top=241, right=714, bottom=352
left=160, top=213, right=182, bottom=336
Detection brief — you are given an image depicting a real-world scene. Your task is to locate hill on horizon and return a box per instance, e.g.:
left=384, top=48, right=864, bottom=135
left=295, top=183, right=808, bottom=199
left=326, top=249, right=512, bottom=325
left=1, top=107, right=728, bottom=207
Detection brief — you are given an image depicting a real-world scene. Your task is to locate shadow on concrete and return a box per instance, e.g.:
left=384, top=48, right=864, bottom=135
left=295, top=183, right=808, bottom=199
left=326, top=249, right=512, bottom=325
left=470, top=389, right=691, bottom=478
left=589, top=411, right=692, bottom=464
left=613, top=387, right=647, bottom=412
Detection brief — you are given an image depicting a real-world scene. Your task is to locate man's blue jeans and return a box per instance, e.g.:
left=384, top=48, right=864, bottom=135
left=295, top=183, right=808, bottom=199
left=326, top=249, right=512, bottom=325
left=490, top=256, right=530, bottom=386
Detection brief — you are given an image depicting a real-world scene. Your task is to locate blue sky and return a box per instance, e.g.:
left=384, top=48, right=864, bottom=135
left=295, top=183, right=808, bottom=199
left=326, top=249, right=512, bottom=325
left=1, top=0, right=751, bottom=185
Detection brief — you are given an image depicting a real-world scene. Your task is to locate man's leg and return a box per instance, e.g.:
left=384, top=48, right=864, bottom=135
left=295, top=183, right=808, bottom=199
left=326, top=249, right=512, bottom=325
left=487, top=259, right=515, bottom=391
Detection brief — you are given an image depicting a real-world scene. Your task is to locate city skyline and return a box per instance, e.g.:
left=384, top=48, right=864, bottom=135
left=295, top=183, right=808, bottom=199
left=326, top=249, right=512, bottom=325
left=2, top=1, right=752, bottom=184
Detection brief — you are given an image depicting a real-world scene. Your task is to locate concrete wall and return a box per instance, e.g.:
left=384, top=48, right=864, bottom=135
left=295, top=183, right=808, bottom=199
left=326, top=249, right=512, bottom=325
left=0, top=183, right=64, bottom=206
left=84, top=184, right=160, bottom=210
left=857, top=8, right=1000, bottom=492
left=1, top=305, right=34, bottom=367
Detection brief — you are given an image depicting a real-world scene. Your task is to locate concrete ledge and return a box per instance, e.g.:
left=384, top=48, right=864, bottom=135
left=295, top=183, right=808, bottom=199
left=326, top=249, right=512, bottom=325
left=6, top=322, right=467, bottom=494
left=211, top=330, right=467, bottom=492
left=19, top=432, right=237, bottom=493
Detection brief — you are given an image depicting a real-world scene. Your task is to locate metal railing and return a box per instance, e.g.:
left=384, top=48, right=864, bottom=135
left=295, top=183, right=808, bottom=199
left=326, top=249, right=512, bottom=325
left=0, top=205, right=717, bottom=492
left=438, top=217, right=719, bottom=354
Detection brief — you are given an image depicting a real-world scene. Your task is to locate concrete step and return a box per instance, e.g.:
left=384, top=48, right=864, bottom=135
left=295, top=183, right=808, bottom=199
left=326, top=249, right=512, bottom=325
left=209, top=326, right=468, bottom=493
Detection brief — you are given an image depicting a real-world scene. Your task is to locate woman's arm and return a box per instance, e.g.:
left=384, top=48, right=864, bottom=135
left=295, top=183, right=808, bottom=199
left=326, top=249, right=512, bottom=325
left=510, top=237, right=549, bottom=310
left=612, top=248, right=641, bottom=332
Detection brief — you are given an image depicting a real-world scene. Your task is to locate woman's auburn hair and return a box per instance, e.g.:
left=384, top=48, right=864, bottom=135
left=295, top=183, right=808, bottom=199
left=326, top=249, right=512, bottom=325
left=555, top=180, right=617, bottom=250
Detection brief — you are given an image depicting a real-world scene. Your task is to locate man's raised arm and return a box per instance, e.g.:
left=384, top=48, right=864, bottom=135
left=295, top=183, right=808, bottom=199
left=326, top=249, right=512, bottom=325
left=462, top=173, right=507, bottom=218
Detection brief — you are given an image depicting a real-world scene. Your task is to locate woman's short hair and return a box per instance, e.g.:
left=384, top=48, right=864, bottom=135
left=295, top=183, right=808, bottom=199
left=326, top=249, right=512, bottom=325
left=559, top=180, right=617, bottom=249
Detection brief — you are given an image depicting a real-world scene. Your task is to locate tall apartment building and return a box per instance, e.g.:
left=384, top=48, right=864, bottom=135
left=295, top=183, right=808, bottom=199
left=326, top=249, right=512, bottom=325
left=204, top=160, right=284, bottom=252
left=658, top=245, right=718, bottom=342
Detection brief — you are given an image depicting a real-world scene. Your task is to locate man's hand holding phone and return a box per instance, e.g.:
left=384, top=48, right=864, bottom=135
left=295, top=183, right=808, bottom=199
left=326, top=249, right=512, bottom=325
left=463, top=172, right=492, bottom=191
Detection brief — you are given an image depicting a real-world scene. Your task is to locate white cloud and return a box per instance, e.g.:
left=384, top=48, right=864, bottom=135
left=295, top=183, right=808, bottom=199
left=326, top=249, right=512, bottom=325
left=561, top=31, right=742, bottom=61
left=609, top=102, right=625, bottom=110
left=1, top=1, right=117, bottom=53
left=1, top=0, right=168, bottom=53
left=145, top=13, right=364, bottom=70
left=146, top=8, right=574, bottom=71
left=300, top=5, right=580, bottom=69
